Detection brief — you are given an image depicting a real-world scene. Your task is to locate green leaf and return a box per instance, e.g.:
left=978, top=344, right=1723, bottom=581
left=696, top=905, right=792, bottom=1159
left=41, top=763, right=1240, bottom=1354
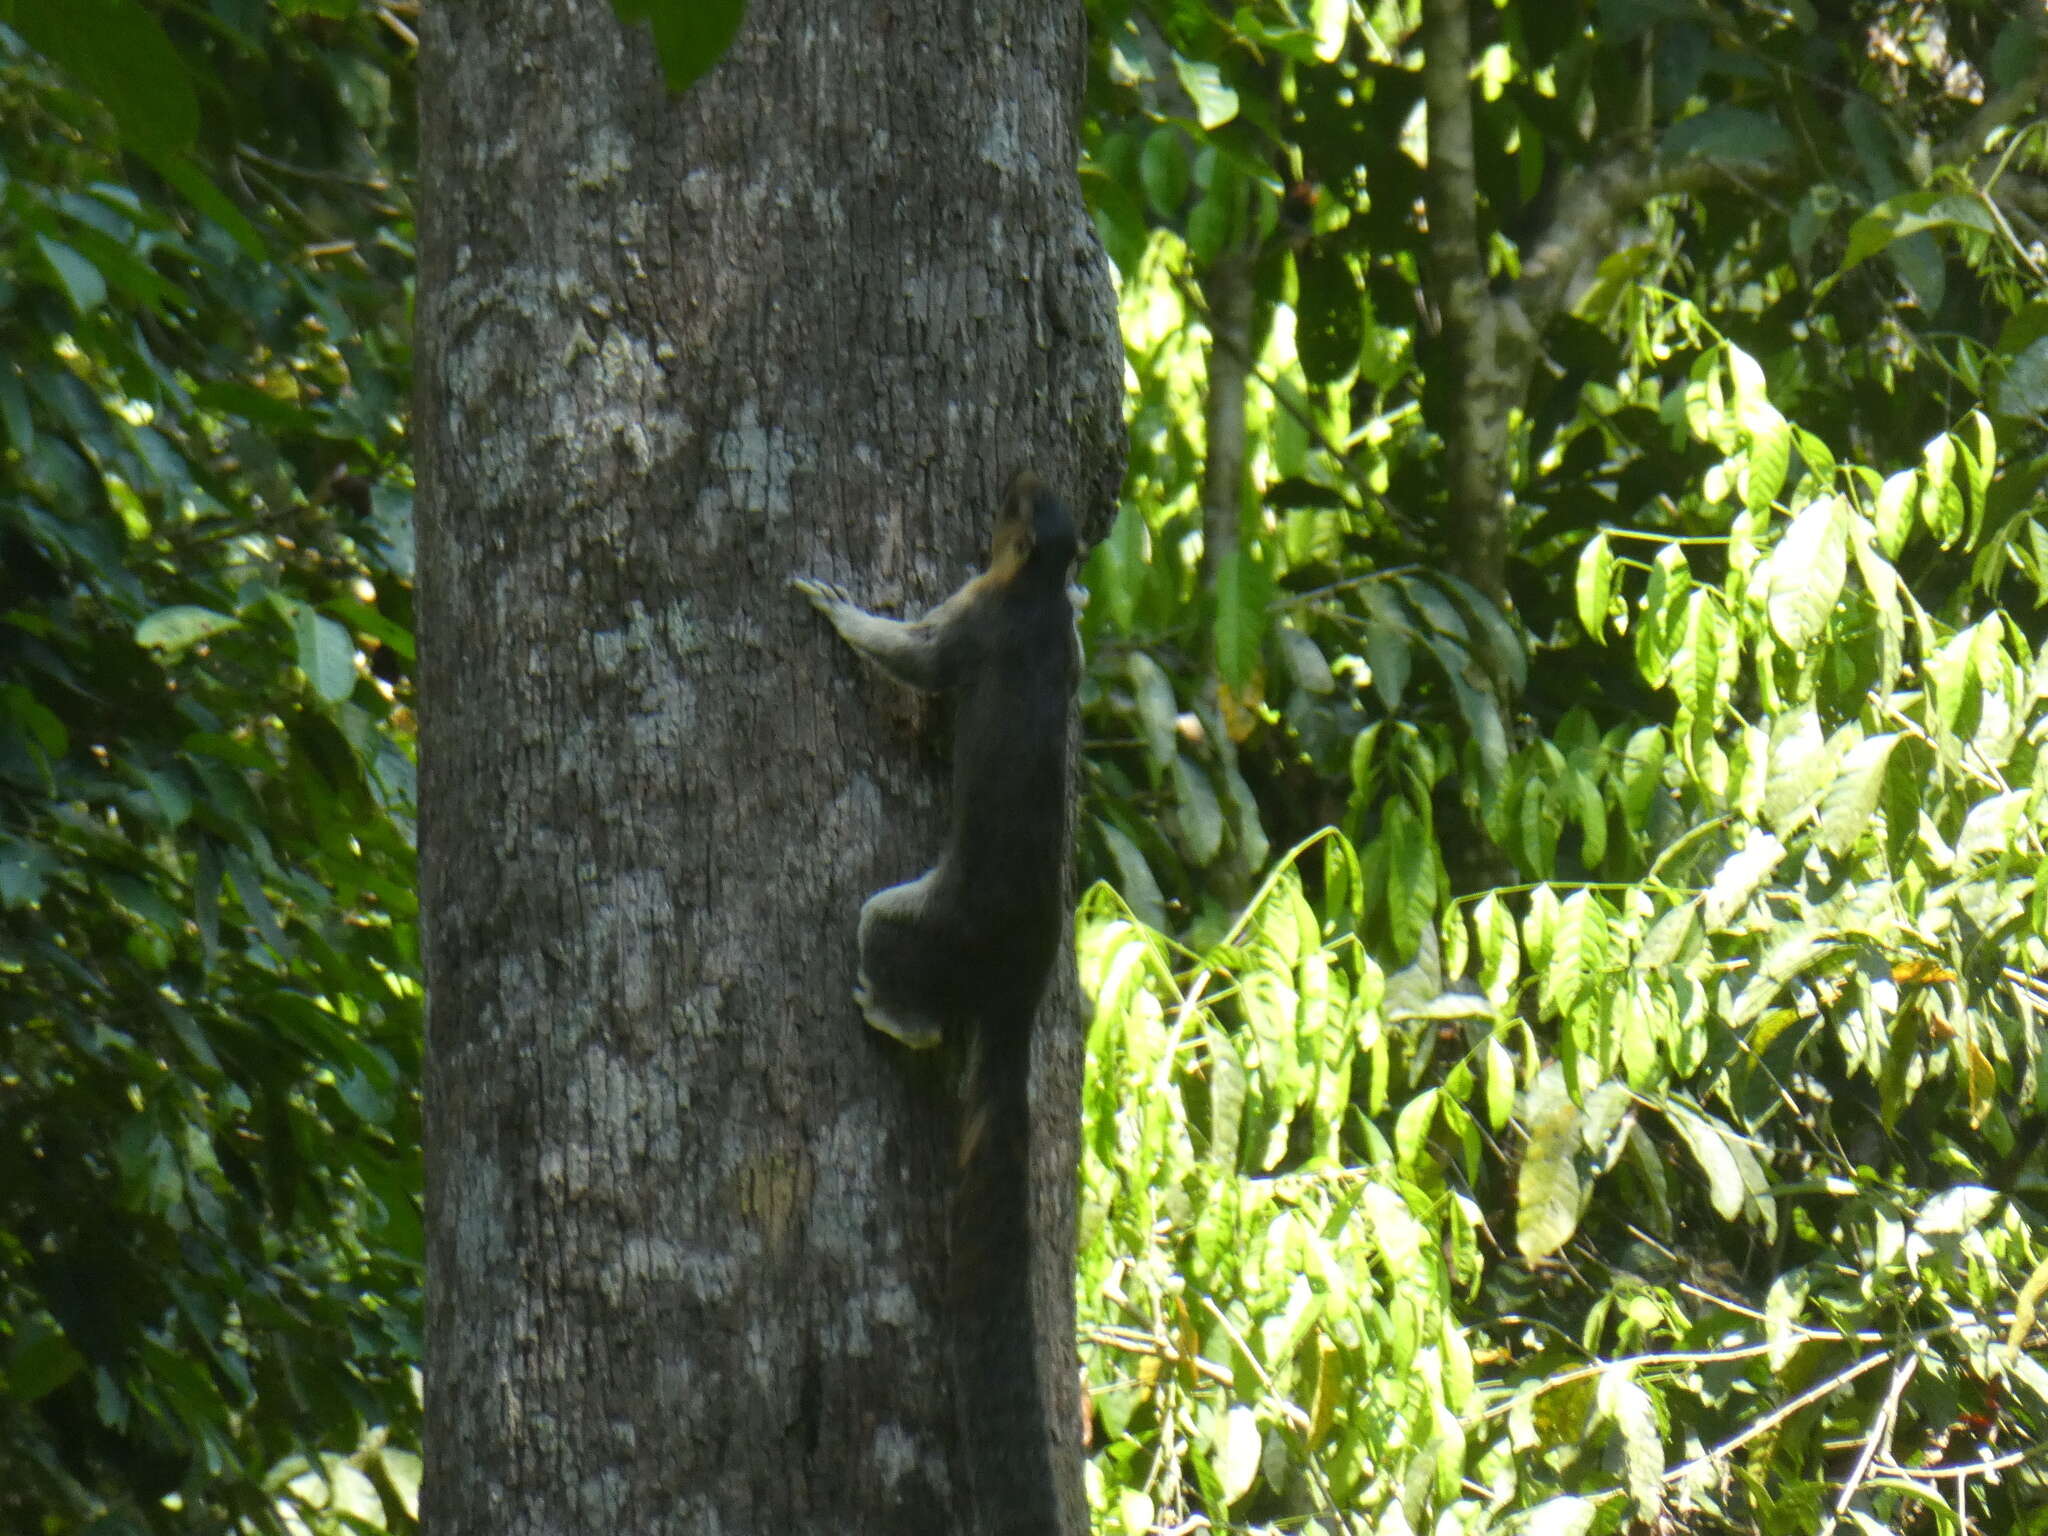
left=1364, top=612, right=1411, bottom=710
left=7, top=0, right=199, bottom=148
left=1277, top=625, right=1334, bottom=694
left=1311, top=0, right=1348, bottom=58
left=0, top=366, right=32, bottom=453
left=1638, top=900, right=1697, bottom=971
left=1837, top=189, right=1999, bottom=279
left=1634, top=545, right=1690, bottom=687
left=1955, top=791, right=2027, bottom=866
left=223, top=845, right=290, bottom=957
left=143, top=149, right=267, bottom=261
left=1171, top=756, right=1225, bottom=865
left=1762, top=707, right=1829, bottom=834
left=1295, top=246, right=1364, bottom=385
left=1139, top=126, right=1189, bottom=217
left=1994, top=336, right=2048, bottom=417
left=1087, top=504, right=1148, bottom=633
left=1213, top=547, right=1272, bottom=688
left=1516, top=1064, right=1582, bottom=1261
left=1394, top=1086, right=1438, bottom=1171
left=6, top=1323, right=84, bottom=1403
left=1172, top=56, right=1240, bottom=129
left=1473, top=891, right=1520, bottom=1002
left=1660, top=105, right=1794, bottom=164
left=1212, top=1401, right=1259, bottom=1504
left=34, top=235, right=106, bottom=315
left=135, top=605, right=239, bottom=653
left=1434, top=571, right=1528, bottom=693
left=1599, top=1373, right=1665, bottom=1520
left=1575, top=531, right=1616, bottom=638
left=293, top=607, right=356, bottom=702
left=1703, top=832, right=1784, bottom=930
left=1764, top=495, right=1848, bottom=649
left=1484, top=1036, right=1515, bottom=1133
left=1382, top=800, right=1433, bottom=958
left=1520, top=1496, right=1598, bottom=1536
left=612, top=0, right=747, bottom=93
left=1547, top=891, right=1608, bottom=1017
left=1664, top=1103, right=1745, bottom=1220
left=1126, top=652, right=1179, bottom=769
left=0, top=837, right=54, bottom=909
left=0, top=684, right=66, bottom=757
left=1765, top=1271, right=1810, bottom=1371
left=1920, top=432, right=1964, bottom=546
left=1746, top=418, right=1792, bottom=516
left=1096, top=820, right=1166, bottom=931
left=1816, top=733, right=1898, bottom=858
left=1873, top=468, right=1917, bottom=557
left=1850, top=524, right=1905, bottom=697
left=1185, top=189, right=1232, bottom=265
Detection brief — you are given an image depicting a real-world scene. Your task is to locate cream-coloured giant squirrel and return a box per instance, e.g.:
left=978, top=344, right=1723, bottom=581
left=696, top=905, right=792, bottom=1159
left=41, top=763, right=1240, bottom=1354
left=792, top=470, right=1079, bottom=1536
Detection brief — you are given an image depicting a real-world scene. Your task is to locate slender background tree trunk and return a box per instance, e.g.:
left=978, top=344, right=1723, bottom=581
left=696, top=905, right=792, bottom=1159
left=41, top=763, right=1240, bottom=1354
left=413, top=2, right=1124, bottom=1531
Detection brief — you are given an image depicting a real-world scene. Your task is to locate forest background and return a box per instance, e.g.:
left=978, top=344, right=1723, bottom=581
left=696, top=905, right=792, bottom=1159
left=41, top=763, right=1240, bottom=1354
left=4, top=0, right=2048, bottom=1533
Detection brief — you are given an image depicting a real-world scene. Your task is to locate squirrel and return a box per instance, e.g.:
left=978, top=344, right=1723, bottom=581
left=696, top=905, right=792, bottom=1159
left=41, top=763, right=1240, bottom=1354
left=792, top=470, right=1081, bottom=1536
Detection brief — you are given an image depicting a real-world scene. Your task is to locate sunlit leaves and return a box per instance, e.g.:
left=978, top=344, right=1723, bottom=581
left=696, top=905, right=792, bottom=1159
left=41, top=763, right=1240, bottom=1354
left=1760, top=495, right=1848, bottom=650
left=1516, top=1065, right=1582, bottom=1261
left=1081, top=350, right=2048, bottom=1530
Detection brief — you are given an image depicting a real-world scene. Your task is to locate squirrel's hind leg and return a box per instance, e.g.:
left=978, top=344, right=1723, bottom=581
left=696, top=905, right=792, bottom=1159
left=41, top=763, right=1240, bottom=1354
left=852, top=872, right=952, bottom=1050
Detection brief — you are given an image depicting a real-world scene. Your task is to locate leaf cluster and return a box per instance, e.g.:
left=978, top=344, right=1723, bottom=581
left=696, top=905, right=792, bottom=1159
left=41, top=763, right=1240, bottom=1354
left=1078, top=359, right=2048, bottom=1533
left=0, top=4, right=421, bottom=1531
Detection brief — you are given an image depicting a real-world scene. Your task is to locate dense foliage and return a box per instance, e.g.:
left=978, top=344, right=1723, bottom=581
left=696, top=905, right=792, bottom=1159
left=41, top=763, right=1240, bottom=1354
left=1069, top=0, right=2048, bottom=1531
left=0, top=3, right=420, bottom=1531
left=1077, top=381, right=2048, bottom=1534
left=5, top=0, right=2047, bottom=1533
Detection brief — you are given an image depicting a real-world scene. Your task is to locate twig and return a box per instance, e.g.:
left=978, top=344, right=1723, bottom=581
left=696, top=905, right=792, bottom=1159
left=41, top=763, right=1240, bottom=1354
left=1875, top=1443, right=2040, bottom=1480
left=1817, top=1351, right=1919, bottom=1536
left=374, top=4, right=419, bottom=47
left=1671, top=1279, right=1886, bottom=1342
left=1199, top=1296, right=1344, bottom=1519
left=1475, top=1340, right=1778, bottom=1422
left=1084, top=1326, right=1235, bottom=1387
left=1664, top=1349, right=1893, bottom=1486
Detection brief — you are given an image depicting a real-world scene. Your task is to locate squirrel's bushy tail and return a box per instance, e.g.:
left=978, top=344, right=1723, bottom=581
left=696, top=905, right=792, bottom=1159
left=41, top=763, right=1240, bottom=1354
left=949, top=1015, right=1063, bottom=1536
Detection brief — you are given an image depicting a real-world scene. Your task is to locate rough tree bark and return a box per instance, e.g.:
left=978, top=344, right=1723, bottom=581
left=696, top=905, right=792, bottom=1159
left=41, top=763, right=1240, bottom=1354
left=413, top=2, right=1124, bottom=1532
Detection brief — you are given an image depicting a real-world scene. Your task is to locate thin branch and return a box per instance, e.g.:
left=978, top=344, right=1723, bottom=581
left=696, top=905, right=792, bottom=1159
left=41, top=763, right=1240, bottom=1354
left=1817, top=1351, right=1919, bottom=1536
left=1083, top=1326, right=1235, bottom=1387
left=1875, top=1443, right=2042, bottom=1480
left=1514, top=154, right=1788, bottom=331
left=374, top=4, right=418, bottom=47
left=1198, top=1296, right=1345, bottom=1520
left=1475, top=1341, right=1779, bottom=1422
left=1664, top=1349, right=1894, bottom=1486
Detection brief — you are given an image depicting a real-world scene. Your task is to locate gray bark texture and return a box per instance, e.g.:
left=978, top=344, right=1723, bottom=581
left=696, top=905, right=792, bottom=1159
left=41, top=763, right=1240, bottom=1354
left=412, top=2, right=1126, bottom=1532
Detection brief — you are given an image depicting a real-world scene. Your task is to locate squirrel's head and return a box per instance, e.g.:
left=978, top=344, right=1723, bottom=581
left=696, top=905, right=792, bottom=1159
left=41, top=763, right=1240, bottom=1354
left=992, top=470, right=1077, bottom=579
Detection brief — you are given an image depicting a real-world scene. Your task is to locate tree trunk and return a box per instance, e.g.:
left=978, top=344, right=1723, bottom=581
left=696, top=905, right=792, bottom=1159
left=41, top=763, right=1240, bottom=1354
left=413, top=3, right=1125, bottom=1532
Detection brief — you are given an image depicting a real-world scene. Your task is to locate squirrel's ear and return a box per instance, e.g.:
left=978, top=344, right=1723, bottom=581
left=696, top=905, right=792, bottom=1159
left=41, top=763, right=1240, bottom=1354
left=990, top=476, right=1039, bottom=570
